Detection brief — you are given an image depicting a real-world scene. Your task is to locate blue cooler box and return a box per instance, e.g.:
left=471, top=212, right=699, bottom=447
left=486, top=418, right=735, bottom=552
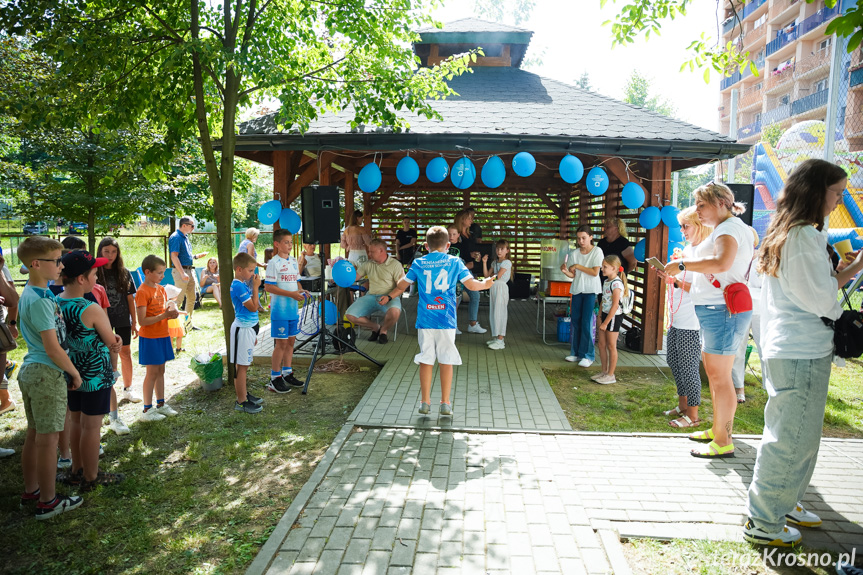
left=557, top=316, right=571, bottom=343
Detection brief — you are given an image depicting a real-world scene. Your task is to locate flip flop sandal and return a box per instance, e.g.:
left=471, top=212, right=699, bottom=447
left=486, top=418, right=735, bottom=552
left=691, top=440, right=735, bottom=458
left=737, top=393, right=746, bottom=403
left=663, top=405, right=683, bottom=417
left=669, top=415, right=699, bottom=428
left=688, top=428, right=715, bottom=443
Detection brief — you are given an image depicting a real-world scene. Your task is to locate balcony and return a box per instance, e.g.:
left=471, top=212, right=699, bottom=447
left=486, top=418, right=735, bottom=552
left=798, top=4, right=841, bottom=37
left=722, top=16, right=738, bottom=35
left=738, top=119, right=762, bottom=139
left=743, top=0, right=768, bottom=19
left=721, top=71, right=743, bottom=90
left=766, top=24, right=798, bottom=56
left=768, top=0, right=801, bottom=22
left=795, top=48, right=831, bottom=79
left=766, top=66, right=795, bottom=91
left=791, top=89, right=828, bottom=116
left=743, top=24, right=767, bottom=47
left=763, top=103, right=791, bottom=124
left=740, top=85, right=764, bottom=109
left=851, top=66, right=863, bottom=89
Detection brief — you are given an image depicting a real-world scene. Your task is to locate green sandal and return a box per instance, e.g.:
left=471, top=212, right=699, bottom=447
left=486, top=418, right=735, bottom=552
left=691, top=440, right=734, bottom=459
left=688, top=428, right=715, bottom=443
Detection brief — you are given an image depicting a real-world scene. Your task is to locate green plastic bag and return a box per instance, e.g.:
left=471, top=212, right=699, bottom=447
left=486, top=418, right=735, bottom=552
left=190, top=353, right=224, bottom=383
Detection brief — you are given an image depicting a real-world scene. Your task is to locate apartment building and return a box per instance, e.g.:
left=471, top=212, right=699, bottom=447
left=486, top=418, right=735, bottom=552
left=718, top=0, right=853, bottom=146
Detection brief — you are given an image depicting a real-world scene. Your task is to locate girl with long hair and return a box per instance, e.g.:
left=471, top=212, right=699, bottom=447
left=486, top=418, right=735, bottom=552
left=482, top=239, right=512, bottom=350
left=744, top=159, right=863, bottom=547
left=593, top=255, right=628, bottom=384
left=560, top=224, right=603, bottom=367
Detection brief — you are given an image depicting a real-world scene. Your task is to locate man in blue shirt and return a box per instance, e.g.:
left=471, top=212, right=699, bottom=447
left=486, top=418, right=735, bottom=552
left=383, top=226, right=493, bottom=417
left=168, top=216, right=207, bottom=329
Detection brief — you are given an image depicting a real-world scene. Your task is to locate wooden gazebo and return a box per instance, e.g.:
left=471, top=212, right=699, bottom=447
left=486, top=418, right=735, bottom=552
left=230, top=18, right=750, bottom=354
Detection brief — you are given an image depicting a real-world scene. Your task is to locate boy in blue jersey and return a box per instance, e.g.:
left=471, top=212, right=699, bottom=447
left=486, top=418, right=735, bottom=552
left=264, top=229, right=309, bottom=392
left=384, top=226, right=493, bottom=416
left=230, top=252, right=265, bottom=414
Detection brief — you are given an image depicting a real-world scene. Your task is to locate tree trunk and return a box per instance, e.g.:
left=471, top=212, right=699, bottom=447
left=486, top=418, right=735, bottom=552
left=87, top=207, right=96, bottom=253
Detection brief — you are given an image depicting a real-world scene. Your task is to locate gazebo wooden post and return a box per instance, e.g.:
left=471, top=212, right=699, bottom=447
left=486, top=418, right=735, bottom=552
left=642, top=157, right=672, bottom=354
left=272, top=151, right=290, bottom=231
left=345, top=171, right=355, bottom=232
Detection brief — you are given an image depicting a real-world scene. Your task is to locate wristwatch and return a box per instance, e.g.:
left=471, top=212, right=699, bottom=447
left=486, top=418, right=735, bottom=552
left=678, top=262, right=686, bottom=271
left=7, top=320, right=15, bottom=326
left=383, top=295, right=392, bottom=303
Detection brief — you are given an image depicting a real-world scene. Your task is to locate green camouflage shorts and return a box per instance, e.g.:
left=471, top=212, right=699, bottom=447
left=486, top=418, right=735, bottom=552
left=18, top=362, right=67, bottom=434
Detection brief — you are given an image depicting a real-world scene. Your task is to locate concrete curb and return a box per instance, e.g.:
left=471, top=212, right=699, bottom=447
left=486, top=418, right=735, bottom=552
left=598, top=528, right=634, bottom=575
left=245, top=423, right=354, bottom=575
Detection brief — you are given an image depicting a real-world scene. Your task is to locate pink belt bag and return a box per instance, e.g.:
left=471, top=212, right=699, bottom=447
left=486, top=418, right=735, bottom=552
left=707, top=275, right=753, bottom=315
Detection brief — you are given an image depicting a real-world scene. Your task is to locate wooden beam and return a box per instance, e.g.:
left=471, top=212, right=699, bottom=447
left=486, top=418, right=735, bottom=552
left=370, top=188, right=398, bottom=215
left=273, top=151, right=289, bottom=205
left=534, top=188, right=562, bottom=218
left=600, top=157, right=643, bottom=188
left=236, top=150, right=274, bottom=167
left=642, top=157, right=672, bottom=354
left=287, top=160, right=320, bottom=203
left=345, top=172, right=355, bottom=228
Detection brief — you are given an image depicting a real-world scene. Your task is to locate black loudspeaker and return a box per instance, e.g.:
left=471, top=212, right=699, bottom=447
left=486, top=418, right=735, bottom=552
left=508, top=273, right=531, bottom=300
left=723, top=183, right=755, bottom=227
left=301, top=186, right=340, bottom=244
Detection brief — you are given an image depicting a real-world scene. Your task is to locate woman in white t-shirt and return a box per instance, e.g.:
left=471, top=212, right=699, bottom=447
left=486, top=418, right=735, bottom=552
left=653, top=206, right=712, bottom=429
left=560, top=224, right=603, bottom=367
left=665, top=182, right=754, bottom=459
left=744, top=159, right=863, bottom=547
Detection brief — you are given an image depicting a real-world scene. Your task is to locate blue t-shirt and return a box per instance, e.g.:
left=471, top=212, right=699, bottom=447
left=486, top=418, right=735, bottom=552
left=406, top=252, right=472, bottom=329
left=168, top=230, right=193, bottom=267
left=265, top=254, right=299, bottom=320
left=230, top=279, right=258, bottom=328
left=19, top=285, right=67, bottom=371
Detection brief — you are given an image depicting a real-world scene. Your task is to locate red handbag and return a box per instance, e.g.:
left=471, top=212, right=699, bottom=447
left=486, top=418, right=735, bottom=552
left=706, top=274, right=753, bottom=314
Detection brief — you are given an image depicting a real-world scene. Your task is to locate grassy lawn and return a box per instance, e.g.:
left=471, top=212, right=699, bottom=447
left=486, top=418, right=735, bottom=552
left=0, top=362, right=376, bottom=575
left=546, top=352, right=863, bottom=438
left=622, top=539, right=845, bottom=575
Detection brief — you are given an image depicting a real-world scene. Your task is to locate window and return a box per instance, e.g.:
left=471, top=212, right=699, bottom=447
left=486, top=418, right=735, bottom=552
left=780, top=94, right=791, bottom=105
left=815, top=79, right=828, bottom=92
left=754, top=113, right=761, bottom=123
left=819, top=38, right=832, bottom=52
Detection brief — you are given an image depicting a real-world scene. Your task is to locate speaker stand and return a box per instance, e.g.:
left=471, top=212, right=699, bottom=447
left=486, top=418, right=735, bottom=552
left=298, top=243, right=382, bottom=395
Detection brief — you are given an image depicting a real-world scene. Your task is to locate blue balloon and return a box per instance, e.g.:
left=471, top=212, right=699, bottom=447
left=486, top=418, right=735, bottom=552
left=279, top=208, right=302, bottom=234
left=668, top=225, right=685, bottom=244
left=622, top=182, right=645, bottom=210
left=661, top=205, right=681, bottom=227
left=332, top=259, right=356, bottom=288
left=426, top=157, right=449, bottom=183
left=559, top=155, right=584, bottom=184
left=639, top=206, right=661, bottom=230
left=358, top=162, right=382, bottom=193
left=481, top=156, right=506, bottom=188
left=257, top=200, right=282, bottom=225
left=451, top=157, right=476, bottom=189
left=586, top=167, right=609, bottom=196
left=668, top=242, right=685, bottom=260
left=512, top=152, right=536, bottom=177
left=634, top=239, right=646, bottom=262
left=396, top=156, right=419, bottom=185
left=319, top=299, right=338, bottom=325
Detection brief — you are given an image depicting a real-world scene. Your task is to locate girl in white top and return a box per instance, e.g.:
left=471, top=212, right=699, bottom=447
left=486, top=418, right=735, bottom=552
left=653, top=206, right=712, bottom=428
left=592, top=255, right=628, bottom=385
left=665, top=182, right=754, bottom=459
left=745, top=159, right=863, bottom=547
left=560, top=225, right=603, bottom=367
left=482, top=240, right=513, bottom=350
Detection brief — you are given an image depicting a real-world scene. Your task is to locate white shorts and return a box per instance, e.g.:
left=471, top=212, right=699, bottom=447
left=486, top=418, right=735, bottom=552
left=414, top=329, right=461, bottom=366
left=230, top=321, right=258, bottom=366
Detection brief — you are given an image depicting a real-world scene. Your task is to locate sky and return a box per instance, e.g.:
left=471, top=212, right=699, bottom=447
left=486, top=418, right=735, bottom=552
left=432, top=0, right=723, bottom=133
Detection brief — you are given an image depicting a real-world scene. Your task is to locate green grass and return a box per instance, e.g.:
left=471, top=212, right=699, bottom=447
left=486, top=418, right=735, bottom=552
left=0, top=362, right=377, bottom=575
left=623, top=538, right=849, bottom=574
left=546, top=353, right=863, bottom=438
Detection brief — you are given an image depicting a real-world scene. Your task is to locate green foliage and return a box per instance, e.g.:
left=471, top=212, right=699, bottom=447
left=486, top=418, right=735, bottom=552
left=675, top=165, right=715, bottom=207
left=473, top=0, right=536, bottom=25
left=575, top=71, right=592, bottom=91
left=761, top=122, right=784, bottom=148
left=622, top=70, right=676, bottom=117
left=603, top=0, right=849, bottom=82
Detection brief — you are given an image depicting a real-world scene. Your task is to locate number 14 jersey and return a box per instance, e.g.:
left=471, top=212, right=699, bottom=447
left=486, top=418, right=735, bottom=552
left=405, top=252, right=472, bottom=329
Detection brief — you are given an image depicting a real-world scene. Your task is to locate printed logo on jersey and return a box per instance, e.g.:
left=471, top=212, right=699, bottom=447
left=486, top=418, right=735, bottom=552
left=426, top=296, right=446, bottom=310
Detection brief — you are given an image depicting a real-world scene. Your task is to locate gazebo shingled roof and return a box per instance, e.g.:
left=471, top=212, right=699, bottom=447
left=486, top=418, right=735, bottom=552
left=226, top=18, right=750, bottom=354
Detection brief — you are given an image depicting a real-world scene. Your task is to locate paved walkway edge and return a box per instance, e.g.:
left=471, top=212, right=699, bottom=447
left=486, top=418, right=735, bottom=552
left=245, top=423, right=354, bottom=575
left=598, top=529, right=633, bottom=575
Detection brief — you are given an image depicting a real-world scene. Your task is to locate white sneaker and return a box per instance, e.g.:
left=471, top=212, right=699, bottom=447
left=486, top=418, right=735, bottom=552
left=0, top=446, right=14, bottom=458
left=140, top=409, right=166, bottom=422
left=122, top=387, right=143, bottom=403
left=743, top=519, right=801, bottom=547
left=488, top=340, right=505, bottom=350
left=577, top=358, right=593, bottom=368
left=467, top=323, right=487, bottom=334
left=785, top=502, right=822, bottom=527
left=108, top=417, right=131, bottom=435
left=564, top=355, right=578, bottom=362
left=486, top=339, right=498, bottom=345
left=156, top=403, right=178, bottom=417
left=455, top=327, right=462, bottom=335
left=594, top=374, right=616, bottom=385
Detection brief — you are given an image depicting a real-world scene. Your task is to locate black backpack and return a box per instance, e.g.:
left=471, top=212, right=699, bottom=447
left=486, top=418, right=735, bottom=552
left=821, top=289, right=863, bottom=359
left=624, top=325, right=642, bottom=352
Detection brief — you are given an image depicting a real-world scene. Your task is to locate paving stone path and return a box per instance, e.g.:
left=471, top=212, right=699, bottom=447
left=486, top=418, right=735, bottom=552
left=246, top=298, right=863, bottom=574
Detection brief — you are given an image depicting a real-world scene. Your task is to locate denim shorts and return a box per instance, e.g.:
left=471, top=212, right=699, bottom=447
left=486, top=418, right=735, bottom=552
left=694, top=305, right=752, bottom=356
left=345, top=293, right=401, bottom=319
